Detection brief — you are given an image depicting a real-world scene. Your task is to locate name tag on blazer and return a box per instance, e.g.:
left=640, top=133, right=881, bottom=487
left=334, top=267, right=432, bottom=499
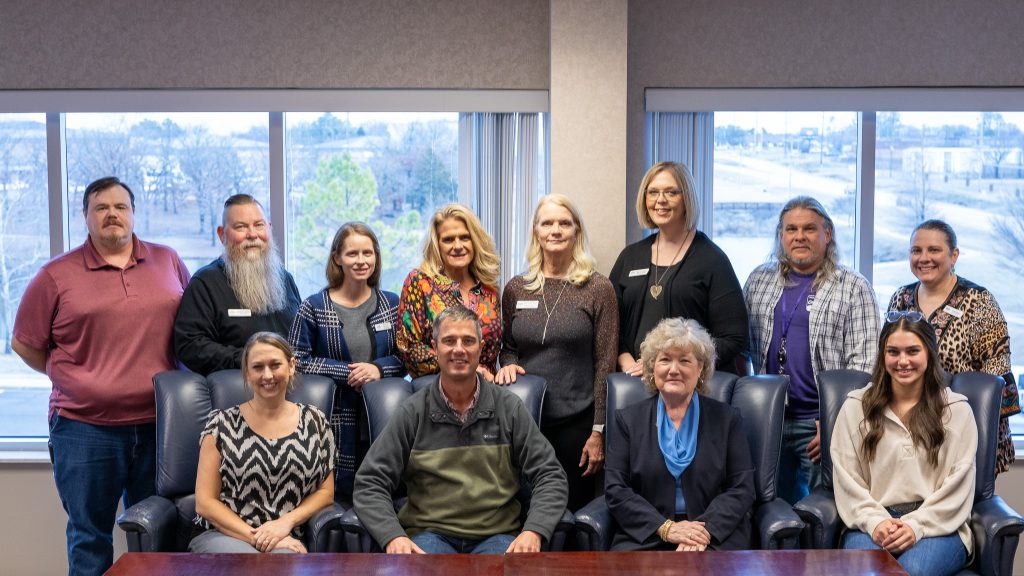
left=228, top=308, right=252, bottom=317
left=628, top=268, right=649, bottom=277
left=943, top=305, right=963, bottom=318
left=517, top=300, right=539, bottom=309
left=373, top=321, right=392, bottom=331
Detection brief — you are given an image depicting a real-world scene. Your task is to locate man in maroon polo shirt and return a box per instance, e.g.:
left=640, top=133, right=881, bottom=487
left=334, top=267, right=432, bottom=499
left=12, top=176, right=190, bottom=576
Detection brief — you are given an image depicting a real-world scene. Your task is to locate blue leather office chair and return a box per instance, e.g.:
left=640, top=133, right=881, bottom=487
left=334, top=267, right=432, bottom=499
left=574, top=371, right=804, bottom=550
left=340, top=374, right=574, bottom=552
left=794, top=370, right=1024, bottom=576
left=116, top=369, right=345, bottom=552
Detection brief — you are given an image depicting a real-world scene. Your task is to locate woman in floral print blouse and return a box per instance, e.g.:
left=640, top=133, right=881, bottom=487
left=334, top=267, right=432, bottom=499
left=397, top=204, right=502, bottom=379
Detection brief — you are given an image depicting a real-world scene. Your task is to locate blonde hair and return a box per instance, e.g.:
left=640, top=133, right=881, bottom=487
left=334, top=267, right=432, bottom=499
left=522, top=194, right=596, bottom=292
left=419, top=204, right=501, bottom=290
left=639, top=318, right=716, bottom=395
left=635, top=162, right=699, bottom=231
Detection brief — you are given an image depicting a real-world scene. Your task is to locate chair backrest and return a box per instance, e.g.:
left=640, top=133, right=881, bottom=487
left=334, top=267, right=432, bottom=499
left=815, top=369, right=872, bottom=489
left=205, top=369, right=335, bottom=415
left=410, top=374, right=547, bottom=426
left=363, top=377, right=416, bottom=444
left=604, top=373, right=654, bottom=455
left=731, top=374, right=788, bottom=503
left=154, top=369, right=336, bottom=497
left=153, top=371, right=211, bottom=498
left=949, top=371, right=1003, bottom=502
left=704, top=371, right=740, bottom=404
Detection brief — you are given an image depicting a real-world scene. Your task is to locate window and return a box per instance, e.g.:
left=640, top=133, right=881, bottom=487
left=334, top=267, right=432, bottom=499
left=0, top=91, right=547, bottom=446
left=712, top=111, right=859, bottom=282
left=0, top=114, right=48, bottom=437
left=648, top=89, right=1024, bottom=436
left=64, top=113, right=270, bottom=274
left=285, top=112, right=458, bottom=297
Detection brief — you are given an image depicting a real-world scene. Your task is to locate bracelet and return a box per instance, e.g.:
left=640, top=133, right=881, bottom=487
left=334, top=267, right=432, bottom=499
left=658, top=519, right=673, bottom=542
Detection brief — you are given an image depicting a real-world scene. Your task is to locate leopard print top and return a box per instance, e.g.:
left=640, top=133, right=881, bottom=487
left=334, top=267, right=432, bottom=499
left=888, top=277, right=1020, bottom=473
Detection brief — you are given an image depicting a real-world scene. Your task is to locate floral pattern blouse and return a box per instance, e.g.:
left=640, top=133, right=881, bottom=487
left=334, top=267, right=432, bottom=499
left=396, top=269, right=501, bottom=377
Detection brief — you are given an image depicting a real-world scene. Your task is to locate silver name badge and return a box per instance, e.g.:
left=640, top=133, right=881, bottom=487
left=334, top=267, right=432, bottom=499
left=943, top=305, right=964, bottom=318
left=517, top=300, right=540, bottom=309
left=628, top=268, right=649, bottom=277
left=228, top=309, right=252, bottom=317
left=373, top=321, right=392, bottom=331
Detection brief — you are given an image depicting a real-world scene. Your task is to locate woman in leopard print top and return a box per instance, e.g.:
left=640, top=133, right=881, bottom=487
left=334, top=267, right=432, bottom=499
left=887, top=220, right=1020, bottom=474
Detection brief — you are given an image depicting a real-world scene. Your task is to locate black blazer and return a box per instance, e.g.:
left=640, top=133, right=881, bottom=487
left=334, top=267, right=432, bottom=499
left=605, top=394, right=755, bottom=550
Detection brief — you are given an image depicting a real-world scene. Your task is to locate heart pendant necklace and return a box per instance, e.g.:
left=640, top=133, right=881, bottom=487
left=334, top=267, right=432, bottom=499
left=649, top=231, right=689, bottom=300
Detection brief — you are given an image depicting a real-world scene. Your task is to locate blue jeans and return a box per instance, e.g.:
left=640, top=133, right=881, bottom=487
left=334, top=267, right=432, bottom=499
left=411, top=530, right=516, bottom=554
left=778, top=418, right=821, bottom=504
left=842, top=528, right=966, bottom=576
left=48, top=414, right=156, bottom=576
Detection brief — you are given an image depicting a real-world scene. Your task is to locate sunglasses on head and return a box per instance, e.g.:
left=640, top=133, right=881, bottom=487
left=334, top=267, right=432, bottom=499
left=884, top=310, right=925, bottom=323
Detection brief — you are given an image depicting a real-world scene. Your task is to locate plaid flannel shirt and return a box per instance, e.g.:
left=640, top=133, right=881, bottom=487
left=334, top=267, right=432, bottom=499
left=744, top=262, right=880, bottom=377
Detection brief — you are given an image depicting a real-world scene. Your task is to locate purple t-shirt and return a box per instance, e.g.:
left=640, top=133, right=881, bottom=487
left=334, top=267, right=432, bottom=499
left=766, top=272, right=818, bottom=420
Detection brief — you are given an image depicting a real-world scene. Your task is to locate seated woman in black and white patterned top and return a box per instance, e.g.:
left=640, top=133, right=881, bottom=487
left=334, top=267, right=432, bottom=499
left=190, top=332, right=336, bottom=554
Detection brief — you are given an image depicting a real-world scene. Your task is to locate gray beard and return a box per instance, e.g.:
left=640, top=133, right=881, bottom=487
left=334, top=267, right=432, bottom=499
left=223, top=242, right=288, bottom=315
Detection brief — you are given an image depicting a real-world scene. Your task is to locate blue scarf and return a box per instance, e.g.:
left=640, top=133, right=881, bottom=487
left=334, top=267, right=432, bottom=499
left=657, top=393, right=700, bottom=480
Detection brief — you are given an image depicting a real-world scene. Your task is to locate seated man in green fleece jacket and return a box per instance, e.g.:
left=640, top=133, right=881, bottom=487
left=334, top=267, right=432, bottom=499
left=354, top=305, right=568, bottom=554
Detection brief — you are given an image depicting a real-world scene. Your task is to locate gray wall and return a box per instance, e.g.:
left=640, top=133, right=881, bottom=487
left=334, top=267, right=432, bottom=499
left=0, top=0, right=549, bottom=89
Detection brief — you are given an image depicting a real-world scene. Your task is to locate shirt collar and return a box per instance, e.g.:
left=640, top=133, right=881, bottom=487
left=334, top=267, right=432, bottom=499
left=83, top=234, right=145, bottom=270
left=438, top=378, right=481, bottom=423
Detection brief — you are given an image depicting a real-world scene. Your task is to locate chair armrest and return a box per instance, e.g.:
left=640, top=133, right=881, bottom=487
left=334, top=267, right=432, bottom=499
left=117, top=495, right=178, bottom=552
left=755, top=497, right=804, bottom=550
left=339, top=506, right=378, bottom=553
left=972, top=496, right=1024, bottom=576
left=306, top=502, right=347, bottom=552
left=545, top=509, right=575, bottom=551
left=793, top=487, right=841, bottom=549
left=573, top=495, right=612, bottom=551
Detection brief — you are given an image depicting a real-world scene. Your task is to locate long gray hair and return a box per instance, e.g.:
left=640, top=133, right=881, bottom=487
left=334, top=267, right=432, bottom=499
left=773, top=196, right=838, bottom=288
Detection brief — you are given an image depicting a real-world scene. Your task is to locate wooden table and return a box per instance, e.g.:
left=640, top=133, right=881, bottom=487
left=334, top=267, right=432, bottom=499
left=105, top=550, right=906, bottom=575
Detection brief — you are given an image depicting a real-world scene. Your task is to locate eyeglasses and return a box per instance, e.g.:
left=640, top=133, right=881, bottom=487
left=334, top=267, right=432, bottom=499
left=884, top=310, right=925, bottom=323
left=645, top=188, right=682, bottom=200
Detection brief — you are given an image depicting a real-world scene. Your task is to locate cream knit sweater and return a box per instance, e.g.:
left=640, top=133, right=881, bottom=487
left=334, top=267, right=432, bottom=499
left=831, top=386, right=976, bottom=553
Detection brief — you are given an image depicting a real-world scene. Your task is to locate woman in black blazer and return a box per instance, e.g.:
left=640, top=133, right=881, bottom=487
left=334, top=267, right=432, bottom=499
left=605, top=317, right=755, bottom=551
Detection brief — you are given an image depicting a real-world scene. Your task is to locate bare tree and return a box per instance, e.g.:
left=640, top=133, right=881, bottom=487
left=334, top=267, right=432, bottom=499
left=178, top=127, right=236, bottom=246
left=981, top=112, right=1021, bottom=179
left=0, top=125, right=48, bottom=353
left=995, top=187, right=1024, bottom=267
left=905, top=146, right=931, bottom=223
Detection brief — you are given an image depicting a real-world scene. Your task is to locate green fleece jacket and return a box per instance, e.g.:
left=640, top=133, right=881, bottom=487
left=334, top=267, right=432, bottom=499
left=354, top=376, right=568, bottom=548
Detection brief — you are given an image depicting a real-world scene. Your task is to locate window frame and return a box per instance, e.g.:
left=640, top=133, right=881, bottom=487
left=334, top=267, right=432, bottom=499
left=0, top=90, right=548, bottom=456
left=647, top=87, right=1024, bottom=447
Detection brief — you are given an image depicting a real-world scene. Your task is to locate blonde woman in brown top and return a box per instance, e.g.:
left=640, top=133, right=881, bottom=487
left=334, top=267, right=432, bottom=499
left=497, top=194, right=619, bottom=511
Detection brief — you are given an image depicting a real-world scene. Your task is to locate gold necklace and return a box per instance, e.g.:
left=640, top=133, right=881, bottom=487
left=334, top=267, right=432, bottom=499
left=650, top=231, right=689, bottom=299
left=541, top=278, right=570, bottom=344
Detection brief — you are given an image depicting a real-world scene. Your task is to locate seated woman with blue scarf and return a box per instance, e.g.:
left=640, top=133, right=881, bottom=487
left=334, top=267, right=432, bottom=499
left=605, top=317, right=755, bottom=551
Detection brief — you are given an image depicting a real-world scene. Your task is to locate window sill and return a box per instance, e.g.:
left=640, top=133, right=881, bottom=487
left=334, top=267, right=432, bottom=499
left=0, top=439, right=49, bottom=464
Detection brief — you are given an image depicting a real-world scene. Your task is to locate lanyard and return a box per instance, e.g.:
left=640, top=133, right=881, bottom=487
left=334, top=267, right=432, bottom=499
left=777, top=280, right=812, bottom=375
